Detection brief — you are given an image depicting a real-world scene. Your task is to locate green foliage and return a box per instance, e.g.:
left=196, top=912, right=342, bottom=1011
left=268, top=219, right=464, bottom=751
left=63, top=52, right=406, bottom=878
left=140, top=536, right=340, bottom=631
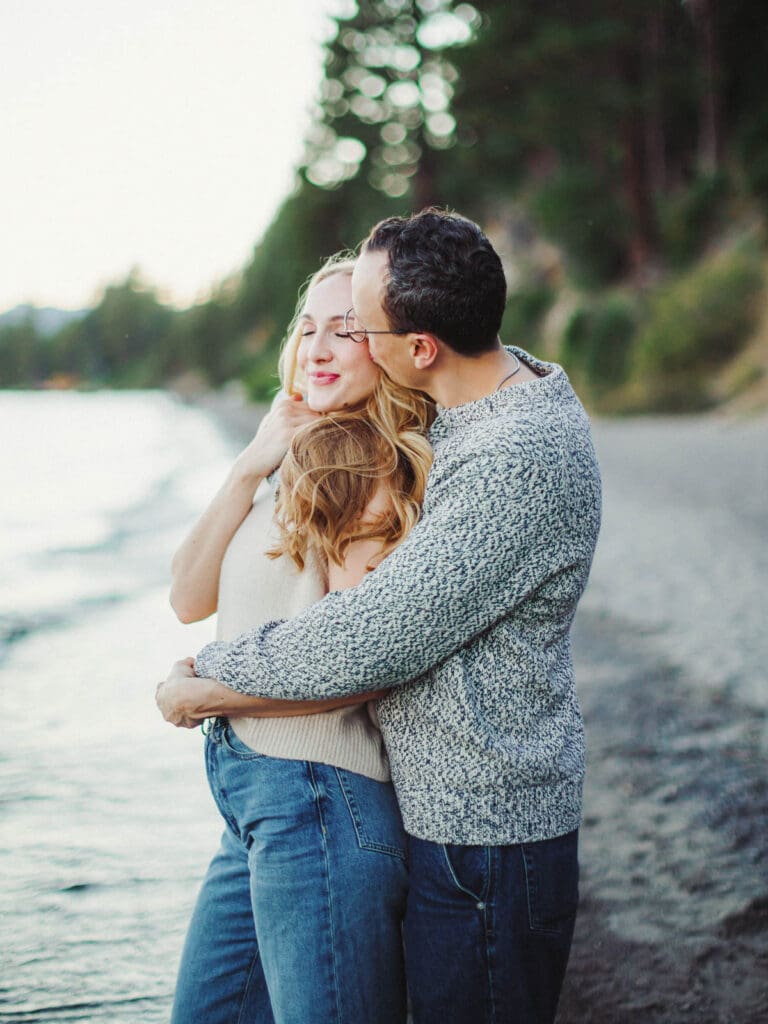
left=0, top=317, right=49, bottom=386
left=501, top=279, right=555, bottom=345
left=302, top=1, right=478, bottom=209
left=632, top=245, right=765, bottom=410
left=656, top=173, right=728, bottom=268
left=532, top=169, right=629, bottom=286
left=242, top=351, right=283, bottom=402
left=739, top=105, right=768, bottom=207
left=56, top=272, right=174, bottom=386
left=6, top=0, right=768, bottom=412
left=560, top=293, right=638, bottom=397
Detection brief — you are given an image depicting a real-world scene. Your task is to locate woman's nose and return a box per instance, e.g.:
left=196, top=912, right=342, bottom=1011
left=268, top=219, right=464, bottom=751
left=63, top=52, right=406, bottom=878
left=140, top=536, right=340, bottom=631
left=306, top=327, right=333, bottom=362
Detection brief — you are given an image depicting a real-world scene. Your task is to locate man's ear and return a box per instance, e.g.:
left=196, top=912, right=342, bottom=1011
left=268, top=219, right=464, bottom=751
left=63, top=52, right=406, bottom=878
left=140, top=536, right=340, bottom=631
left=409, top=332, right=439, bottom=370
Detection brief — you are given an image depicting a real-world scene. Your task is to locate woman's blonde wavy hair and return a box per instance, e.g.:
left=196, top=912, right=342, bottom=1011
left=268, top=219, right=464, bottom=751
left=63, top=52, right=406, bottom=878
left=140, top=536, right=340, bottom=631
left=269, top=255, right=435, bottom=573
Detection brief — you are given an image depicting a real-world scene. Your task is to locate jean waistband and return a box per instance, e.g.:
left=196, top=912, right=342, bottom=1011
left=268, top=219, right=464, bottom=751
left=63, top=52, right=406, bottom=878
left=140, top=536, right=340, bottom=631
left=203, top=716, right=227, bottom=742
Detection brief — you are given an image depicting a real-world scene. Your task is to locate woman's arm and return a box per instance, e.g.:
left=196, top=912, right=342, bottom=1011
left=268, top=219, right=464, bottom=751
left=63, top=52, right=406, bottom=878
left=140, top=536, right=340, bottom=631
left=170, top=395, right=319, bottom=623
left=169, top=466, right=264, bottom=623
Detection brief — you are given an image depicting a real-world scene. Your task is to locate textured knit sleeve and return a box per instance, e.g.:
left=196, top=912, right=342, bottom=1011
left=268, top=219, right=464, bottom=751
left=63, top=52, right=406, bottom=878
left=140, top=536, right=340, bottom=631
left=194, top=441, right=573, bottom=698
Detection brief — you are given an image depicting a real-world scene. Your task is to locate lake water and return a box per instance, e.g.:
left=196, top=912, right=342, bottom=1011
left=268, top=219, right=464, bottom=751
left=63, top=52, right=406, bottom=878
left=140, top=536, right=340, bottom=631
left=0, top=391, right=239, bottom=1023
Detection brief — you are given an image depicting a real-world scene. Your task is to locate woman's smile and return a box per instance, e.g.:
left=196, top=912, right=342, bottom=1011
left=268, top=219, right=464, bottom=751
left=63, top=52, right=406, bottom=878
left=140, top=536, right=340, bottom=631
left=309, top=371, right=341, bottom=385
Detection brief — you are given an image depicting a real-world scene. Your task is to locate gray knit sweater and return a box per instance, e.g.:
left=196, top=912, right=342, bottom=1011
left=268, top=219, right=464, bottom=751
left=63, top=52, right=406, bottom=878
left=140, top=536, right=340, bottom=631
left=195, top=348, right=602, bottom=844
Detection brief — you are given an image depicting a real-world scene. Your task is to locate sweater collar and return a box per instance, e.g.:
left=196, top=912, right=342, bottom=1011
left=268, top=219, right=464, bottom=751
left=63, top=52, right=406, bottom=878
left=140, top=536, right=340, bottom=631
left=429, top=347, right=567, bottom=441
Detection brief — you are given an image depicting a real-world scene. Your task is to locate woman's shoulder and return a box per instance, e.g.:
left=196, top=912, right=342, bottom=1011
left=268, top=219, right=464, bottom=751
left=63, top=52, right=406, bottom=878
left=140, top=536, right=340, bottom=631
left=357, top=482, right=392, bottom=526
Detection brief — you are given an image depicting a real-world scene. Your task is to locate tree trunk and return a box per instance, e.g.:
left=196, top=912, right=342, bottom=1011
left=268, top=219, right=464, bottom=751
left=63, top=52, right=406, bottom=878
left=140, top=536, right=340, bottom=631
left=618, top=44, right=658, bottom=272
left=644, top=2, right=667, bottom=195
left=686, top=0, right=722, bottom=174
left=412, top=141, right=442, bottom=211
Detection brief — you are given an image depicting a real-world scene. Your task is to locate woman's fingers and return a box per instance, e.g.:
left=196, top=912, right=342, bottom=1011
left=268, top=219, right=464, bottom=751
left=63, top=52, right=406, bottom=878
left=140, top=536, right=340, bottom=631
left=236, top=396, right=320, bottom=479
left=156, top=678, right=194, bottom=727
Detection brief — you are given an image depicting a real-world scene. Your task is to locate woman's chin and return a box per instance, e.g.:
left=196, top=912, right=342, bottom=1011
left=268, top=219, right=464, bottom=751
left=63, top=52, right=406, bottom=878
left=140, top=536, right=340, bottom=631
left=306, top=386, right=373, bottom=413
left=306, top=392, right=342, bottom=413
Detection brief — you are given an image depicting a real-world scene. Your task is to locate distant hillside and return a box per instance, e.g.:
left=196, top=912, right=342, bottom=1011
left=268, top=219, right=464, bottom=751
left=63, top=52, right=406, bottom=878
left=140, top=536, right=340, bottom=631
left=0, top=304, right=87, bottom=337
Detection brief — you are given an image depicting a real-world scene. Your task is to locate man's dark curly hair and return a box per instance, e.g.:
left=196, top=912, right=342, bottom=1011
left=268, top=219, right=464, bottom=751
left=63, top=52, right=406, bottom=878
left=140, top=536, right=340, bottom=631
left=364, top=208, right=507, bottom=356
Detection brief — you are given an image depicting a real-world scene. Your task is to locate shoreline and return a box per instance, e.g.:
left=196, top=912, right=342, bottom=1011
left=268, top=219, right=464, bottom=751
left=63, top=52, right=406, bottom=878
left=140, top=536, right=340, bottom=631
left=171, top=382, right=269, bottom=449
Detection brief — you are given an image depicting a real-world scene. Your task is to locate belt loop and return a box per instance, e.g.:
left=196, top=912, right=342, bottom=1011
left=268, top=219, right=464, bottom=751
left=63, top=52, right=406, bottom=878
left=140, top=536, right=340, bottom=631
left=203, top=716, right=228, bottom=742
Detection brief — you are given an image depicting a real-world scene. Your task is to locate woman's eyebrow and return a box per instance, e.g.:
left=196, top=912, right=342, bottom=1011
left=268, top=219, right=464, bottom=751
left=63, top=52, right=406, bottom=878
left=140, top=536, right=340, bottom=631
left=300, top=313, right=346, bottom=323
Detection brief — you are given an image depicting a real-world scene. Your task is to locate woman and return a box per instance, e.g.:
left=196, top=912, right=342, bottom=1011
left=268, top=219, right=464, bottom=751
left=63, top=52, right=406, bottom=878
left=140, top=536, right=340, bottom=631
left=157, top=256, right=434, bottom=1024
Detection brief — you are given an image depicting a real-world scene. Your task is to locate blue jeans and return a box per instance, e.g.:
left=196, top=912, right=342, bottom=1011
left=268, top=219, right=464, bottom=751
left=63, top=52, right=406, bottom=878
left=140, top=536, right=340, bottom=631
left=171, top=719, right=408, bottom=1024
left=404, top=830, right=579, bottom=1024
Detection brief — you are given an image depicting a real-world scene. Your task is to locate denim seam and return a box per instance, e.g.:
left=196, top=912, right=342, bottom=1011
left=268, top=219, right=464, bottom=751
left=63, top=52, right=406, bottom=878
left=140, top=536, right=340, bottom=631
left=440, top=845, right=489, bottom=903
left=206, top=736, right=242, bottom=840
left=307, top=763, right=343, bottom=1024
left=335, top=768, right=406, bottom=861
left=520, top=844, right=563, bottom=936
left=485, top=847, right=498, bottom=1024
left=235, top=950, right=264, bottom=1024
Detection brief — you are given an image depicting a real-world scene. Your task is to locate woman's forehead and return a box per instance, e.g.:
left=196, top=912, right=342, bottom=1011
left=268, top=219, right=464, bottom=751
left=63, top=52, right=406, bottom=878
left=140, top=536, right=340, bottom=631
left=304, top=272, right=352, bottom=312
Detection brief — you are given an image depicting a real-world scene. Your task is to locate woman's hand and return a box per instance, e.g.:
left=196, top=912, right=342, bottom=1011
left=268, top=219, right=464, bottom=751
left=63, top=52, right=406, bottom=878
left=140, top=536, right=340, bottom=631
left=233, top=394, right=320, bottom=482
left=156, top=658, right=211, bottom=728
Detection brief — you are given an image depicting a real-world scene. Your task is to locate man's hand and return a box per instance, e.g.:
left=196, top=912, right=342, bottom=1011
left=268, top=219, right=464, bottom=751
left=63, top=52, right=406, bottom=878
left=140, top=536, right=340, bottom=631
left=156, top=657, right=212, bottom=729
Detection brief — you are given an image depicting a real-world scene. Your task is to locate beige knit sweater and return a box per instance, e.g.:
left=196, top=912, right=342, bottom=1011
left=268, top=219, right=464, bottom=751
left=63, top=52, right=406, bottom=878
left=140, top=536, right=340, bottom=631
left=218, top=481, right=390, bottom=782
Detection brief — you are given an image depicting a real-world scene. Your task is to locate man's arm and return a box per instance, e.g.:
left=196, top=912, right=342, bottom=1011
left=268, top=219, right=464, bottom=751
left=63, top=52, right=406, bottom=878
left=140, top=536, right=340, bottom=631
left=156, top=662, right=388, bottom=727
left=195, top=444, right=574, bottom=700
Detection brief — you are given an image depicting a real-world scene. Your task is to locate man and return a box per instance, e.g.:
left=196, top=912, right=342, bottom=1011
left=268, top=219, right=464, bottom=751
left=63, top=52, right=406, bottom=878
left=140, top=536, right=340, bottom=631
left=161, top=209, right=601, bottom=1022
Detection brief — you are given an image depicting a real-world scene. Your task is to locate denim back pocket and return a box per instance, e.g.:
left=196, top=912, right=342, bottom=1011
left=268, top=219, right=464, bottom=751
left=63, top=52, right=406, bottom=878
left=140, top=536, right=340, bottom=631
left=521, top=829, right=579, bottom=934
left=335, top=769, right=407, bottom=861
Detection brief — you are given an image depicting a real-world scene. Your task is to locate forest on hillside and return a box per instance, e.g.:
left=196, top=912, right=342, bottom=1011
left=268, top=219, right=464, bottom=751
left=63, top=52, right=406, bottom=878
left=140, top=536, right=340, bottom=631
left=3, top=0, right=767, bottom=412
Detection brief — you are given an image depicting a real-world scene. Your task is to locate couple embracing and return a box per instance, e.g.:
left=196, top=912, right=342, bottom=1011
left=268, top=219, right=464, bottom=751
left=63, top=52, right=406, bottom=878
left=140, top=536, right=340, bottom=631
left=156, top=208, right=602, bottom=1024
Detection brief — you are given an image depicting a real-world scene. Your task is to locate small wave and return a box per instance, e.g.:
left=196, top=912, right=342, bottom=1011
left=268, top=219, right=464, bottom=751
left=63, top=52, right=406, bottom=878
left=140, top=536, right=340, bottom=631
left=0, top=594, right=124, bottom=662
left=0, top=993, right=169, bottom=1022
left=0, top=612, right=66, bottom=650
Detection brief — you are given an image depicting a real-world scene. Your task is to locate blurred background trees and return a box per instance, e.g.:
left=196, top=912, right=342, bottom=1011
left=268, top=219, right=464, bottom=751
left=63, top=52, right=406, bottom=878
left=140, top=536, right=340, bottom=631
left=2, top=0, right=766, bottom=412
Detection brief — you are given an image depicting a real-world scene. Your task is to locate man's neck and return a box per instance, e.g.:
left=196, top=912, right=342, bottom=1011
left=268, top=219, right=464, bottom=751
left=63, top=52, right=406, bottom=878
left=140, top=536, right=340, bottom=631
left=427, top=345, right=539, bottom=409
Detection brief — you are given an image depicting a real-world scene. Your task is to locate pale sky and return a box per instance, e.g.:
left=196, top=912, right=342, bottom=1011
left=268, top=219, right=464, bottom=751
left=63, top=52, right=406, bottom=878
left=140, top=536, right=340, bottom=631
left=0, top=0, right=338, bottom=312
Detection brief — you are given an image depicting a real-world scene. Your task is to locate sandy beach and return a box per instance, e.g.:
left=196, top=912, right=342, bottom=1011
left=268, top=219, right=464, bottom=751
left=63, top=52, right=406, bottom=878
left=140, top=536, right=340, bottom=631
left=206, top=395, right=768, bottom=1023
left=561, top=414, right=768, bottom=1023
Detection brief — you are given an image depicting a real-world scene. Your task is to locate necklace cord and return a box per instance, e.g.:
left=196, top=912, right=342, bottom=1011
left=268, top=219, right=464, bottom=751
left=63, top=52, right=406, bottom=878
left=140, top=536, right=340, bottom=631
left=494, top=353, right=521, bottom=392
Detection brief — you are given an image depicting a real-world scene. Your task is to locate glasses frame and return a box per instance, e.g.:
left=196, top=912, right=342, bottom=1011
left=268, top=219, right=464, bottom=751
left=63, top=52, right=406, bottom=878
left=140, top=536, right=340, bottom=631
left=336, top=306, right=410, bottom=345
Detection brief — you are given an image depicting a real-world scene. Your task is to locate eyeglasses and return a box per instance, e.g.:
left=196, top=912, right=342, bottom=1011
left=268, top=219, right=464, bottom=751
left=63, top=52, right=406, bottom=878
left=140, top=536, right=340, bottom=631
left=337, top=307, right=409, bottom=345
